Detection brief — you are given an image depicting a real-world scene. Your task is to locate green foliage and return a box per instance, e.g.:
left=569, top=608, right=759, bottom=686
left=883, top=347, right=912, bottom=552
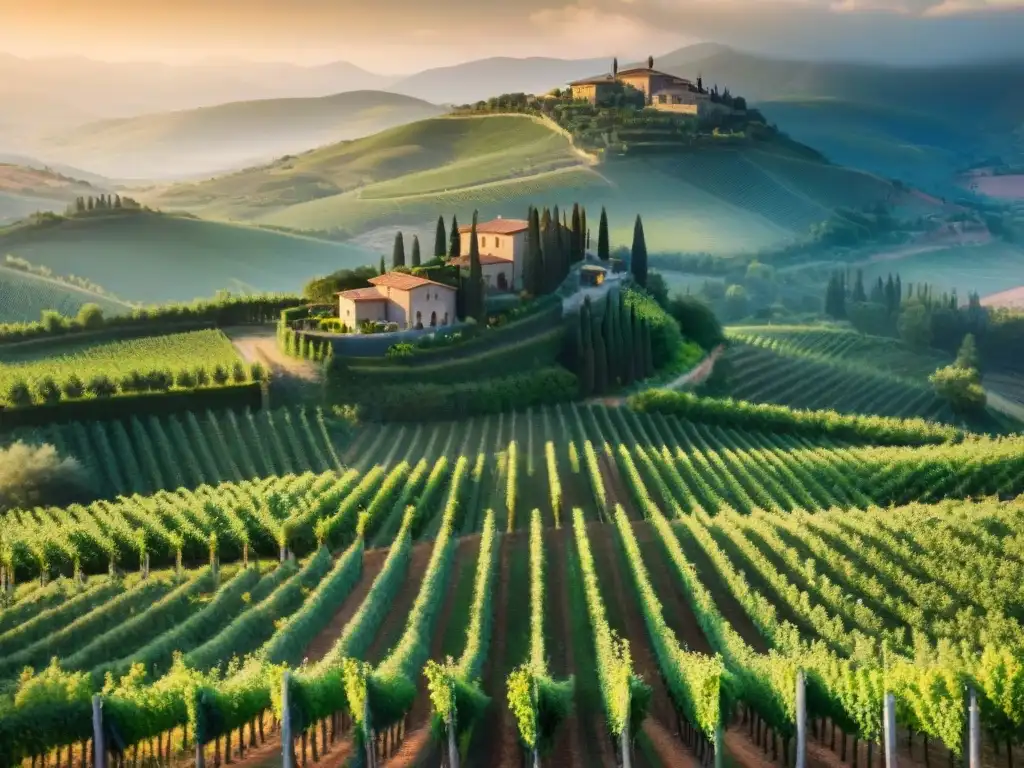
left=0, top=441, right=92, bottom=512
left=630, top=215, right=648, bottom=288
left=930, top=365, right=987, bottom=414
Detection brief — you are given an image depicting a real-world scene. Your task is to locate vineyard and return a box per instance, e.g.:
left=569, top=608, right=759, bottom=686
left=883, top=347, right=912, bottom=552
left=721, top=327, right=1012, bottom=431
left=2, top=402, right=1024, bottom=768
left=0, top=266, right=131, bottom=325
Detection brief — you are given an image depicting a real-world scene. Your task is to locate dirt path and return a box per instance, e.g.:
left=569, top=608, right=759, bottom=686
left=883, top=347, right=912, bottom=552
left=545, top=528, right=587, bottom=768
left=588, top=523, right=699, bottom=768
left=588, top=344, right=725, bottom=409
left=598, top=453, right=640, bottom=520
left=224, top=324, right=322, bottom=382
left=477, top=533, right=523, bottom=768
left=365, top=543, right=435, bottom=665
left=386, top=536, right=482, bottom=768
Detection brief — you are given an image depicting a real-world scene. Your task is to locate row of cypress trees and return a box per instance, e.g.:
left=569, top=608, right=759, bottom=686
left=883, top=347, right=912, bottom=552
left=573, top=292, right=655, bottom=397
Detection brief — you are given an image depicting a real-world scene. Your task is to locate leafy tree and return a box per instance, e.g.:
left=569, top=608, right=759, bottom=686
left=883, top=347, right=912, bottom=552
left=630, top=215, right=648, bottom=288
left=76, top=303, right=104, bottom=329
left=40, top=310, right=67, bottom=334
left=411, top=235, right=422, bottom=268
left=955, top=333, right=980, bottom=372
left=449, top=215, right=461, bottom=260
left=303, top=266, right=377, bottom=303
left=434, top=215, right=447, bottom=258
left=87, top=375, right=117, bottom=398
left=0, top=442, right=93, bottom=512
left=597, top=207, right=610, bottom=261
left=898, top=303, right=932, bottom=348
left=667, top=295, right=723, bottom=351
left=392, top=231, right=406, bottom=269
left=930, top=365, right=986, bottom=414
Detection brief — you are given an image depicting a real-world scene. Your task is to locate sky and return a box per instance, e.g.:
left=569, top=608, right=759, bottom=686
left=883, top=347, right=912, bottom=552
left=0, top=0, right=1022, bottom=70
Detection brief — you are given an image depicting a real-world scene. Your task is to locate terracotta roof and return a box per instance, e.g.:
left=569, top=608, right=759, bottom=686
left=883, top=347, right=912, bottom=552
left=616, top=67, right=686, bottom=79
left=457, top=218, right=530, bottom=235
left=368, top=272, right=456, bottom=292
left=337, top=287, right=386, bottom=301
left=449, top=253, right=512, bottom=266
left=568, top=74, right=616, bottom=86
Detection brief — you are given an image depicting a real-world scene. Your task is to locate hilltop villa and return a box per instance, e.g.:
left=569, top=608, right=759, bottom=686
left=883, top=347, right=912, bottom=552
left=569, top=55, right=723, bottom=117
left=337, top=272, right=457, bottom=329
left=452, top=217, right=530, bottom=292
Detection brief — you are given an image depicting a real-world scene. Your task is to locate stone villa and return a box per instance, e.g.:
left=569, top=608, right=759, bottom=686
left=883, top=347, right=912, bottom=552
left=569, top=55, right=724, bottom=117
left=337, top=272, right=457, bottom=330
left=451, top=217, right=530, bottom=292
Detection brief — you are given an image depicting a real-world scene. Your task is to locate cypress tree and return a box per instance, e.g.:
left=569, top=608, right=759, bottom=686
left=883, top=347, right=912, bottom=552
left=630, top=215, right=648, bottom=288
left=631, top=307, right=644, bottom=382
left=392, top=231, right=406, bottom=268
left=434, top=215, right=447, bottom=258
left=621, top=299, right=635, bottom=386
left=525, top=206, right=542, bottom=296
left=379, top=256, right=386, bottom=275
left=449, top=215, right=460, bottom=259
left=603, top=293, right=618, bottom=385
left=852, top=269, right=867, bottom=303
left=592, top=314, right=608, bottom=394
left=411, top=235, right=421, bottom=267
left=580, top=298, right=595, bottom=396
left=571, top=204, right=582, bottom=264
left=581, top=208, right=588, bottom=257
left=642, top=320, right=655, bottom=377
left=468, top=210, right=485, bottom=323
left=895, top=274, right=903, bottom=308
left=597, top=207, right=610, bottom=261
left=540, top=207, right=555, bottom=293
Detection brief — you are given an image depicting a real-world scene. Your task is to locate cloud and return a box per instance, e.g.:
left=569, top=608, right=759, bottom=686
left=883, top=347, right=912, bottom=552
left=528, top=4, right=690, bottom=56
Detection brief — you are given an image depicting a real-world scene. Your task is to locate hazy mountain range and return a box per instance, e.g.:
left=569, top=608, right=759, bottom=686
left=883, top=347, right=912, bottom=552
left=1, top=43, right=1021, bottom=187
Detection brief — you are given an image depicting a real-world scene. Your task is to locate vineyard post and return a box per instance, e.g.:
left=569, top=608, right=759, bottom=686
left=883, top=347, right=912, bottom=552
left=969, top=687, right=980, bottom=768
left=796, top=670, right=807, bottom=768
left=447, top=709, right=460, bottom=768
left=884, top=692, right=897, bottom=768
left=281, top=670, right=294, bottom=768
left=714, top=718, right=725, bottom=768
left=92, top=695, right=105, bottom=768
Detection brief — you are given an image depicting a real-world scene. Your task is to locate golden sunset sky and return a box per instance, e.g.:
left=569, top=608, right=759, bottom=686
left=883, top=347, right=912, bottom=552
left=1, top=0, right=1022, bottom=69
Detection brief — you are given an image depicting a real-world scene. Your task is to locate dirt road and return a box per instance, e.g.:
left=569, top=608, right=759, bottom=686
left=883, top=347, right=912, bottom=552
left=224, top=325, right=322, bottom=382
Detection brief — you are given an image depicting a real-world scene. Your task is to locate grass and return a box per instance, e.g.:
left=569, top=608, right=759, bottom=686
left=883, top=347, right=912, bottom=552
left=0, top=266, right=132, bottom=324
left=0, top=211, right=374, bottom=304
left=147, top=114, right=915, bottom=258
left=0, top=329, right=241, bottom=397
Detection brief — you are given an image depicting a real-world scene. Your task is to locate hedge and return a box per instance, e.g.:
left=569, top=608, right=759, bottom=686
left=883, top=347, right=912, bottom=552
left=0, top=294, right=303, bottom=346
left=336, top=366, right=578, bottom=422
left=0, top=382, right=263, bottom=429
left=330, top=326, right=566, bottom=387
left=627, top=390, right=964, bottom=446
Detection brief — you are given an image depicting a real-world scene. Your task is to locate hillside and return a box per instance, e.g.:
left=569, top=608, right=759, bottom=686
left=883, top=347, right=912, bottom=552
left=37, top=91, right=445, bottom=180
left=149, top=113, right=922, bottom=256
left=0, top=164, right=103, bottom=224
left=0, top=211, right=373, bottom=304
left=0, top=264, right=132, bottom=324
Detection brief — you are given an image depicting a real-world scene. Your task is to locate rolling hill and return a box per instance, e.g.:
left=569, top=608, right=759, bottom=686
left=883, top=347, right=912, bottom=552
left=147, top=113, right=929, bottom=257
left=0, top=164, right=105, bottom=224
left=0, top=211, right=373, bottom=305
left=0, top=264, right=133, bottom=324
left=36, top=91, right=446, bottom=180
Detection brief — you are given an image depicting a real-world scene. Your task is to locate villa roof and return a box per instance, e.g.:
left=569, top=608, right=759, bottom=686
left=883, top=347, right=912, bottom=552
left=616, top=67, right=688, bottom=80
left=568, top=74, right=616, bottom=86
left=580, top=264, right=607, bottom=273
left=368, top=272, right=456, bottom=292
left=457, top=218, right=530, bottom=235
left=449, top=253, right=512, bottom=266
left=337, top=287, right=386, bottom=301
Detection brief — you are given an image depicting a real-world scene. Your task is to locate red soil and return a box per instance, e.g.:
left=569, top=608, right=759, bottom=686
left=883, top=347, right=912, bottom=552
left=365, top=543, right=434, bottom=666
left=597, top=453, right=639, bottom=520
left=385, top=536, right=482, bottom=767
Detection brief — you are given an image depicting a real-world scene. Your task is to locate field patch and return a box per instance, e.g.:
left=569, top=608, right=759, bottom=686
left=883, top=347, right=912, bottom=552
left=0, top=212, right=374, bottom=303
left=0, top=265, right=133, bottom=324
left=0, top=328, right=241, bottom=398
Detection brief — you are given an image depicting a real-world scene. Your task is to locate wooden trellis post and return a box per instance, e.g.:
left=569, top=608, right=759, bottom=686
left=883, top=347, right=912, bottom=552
left=282, top=671, right=294, bottom=768
left=796, top=670, right=807, bottom=768
left=884, top=692, right=897, bottom=768
left=92, top=695, right=105, bottom=768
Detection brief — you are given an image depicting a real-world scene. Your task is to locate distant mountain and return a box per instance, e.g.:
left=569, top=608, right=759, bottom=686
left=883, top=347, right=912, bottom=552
left=33, top=91, right=444, bottom=180
left=387, top=56, right=612, bottom=104
left=0, top=54, right=396, bottom=147
left=0, top=163, right=105, bottom=224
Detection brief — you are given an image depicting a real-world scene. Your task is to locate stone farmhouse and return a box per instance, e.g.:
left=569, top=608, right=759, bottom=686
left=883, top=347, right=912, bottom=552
left=569, top=55, right=727, bottom=117
left=452, top=217, right=529, bottom=292
left=338, top=272, right=457, bottom=329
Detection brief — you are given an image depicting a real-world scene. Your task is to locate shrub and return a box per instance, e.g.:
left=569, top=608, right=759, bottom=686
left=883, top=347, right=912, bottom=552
left=76, top=303, right=105, bottom=329
left=40, top=311, right=68, bottom=334
left=195, top=367, right=210, bottom=386
left=62, top=375, right=85, bottom=400
left=231, top=362, right=247, bottom=383
left=86, top=375, right=117, bottom=398
left=0, top=442, right=94, bottom=512
left=249, top=362, right=268, bottom=383
left=386, top=343, right=415, bottom=359
left=212, top=365, right=229, bottom=385
left=930, top=365, right=986, bottom=414
left=145, top=370, right=173, bottom=392
left=35, top=377, right=62, bottom=405
left=175, top=369, right=197, bottom=388
left=7, top=380, right=34, bottom=408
